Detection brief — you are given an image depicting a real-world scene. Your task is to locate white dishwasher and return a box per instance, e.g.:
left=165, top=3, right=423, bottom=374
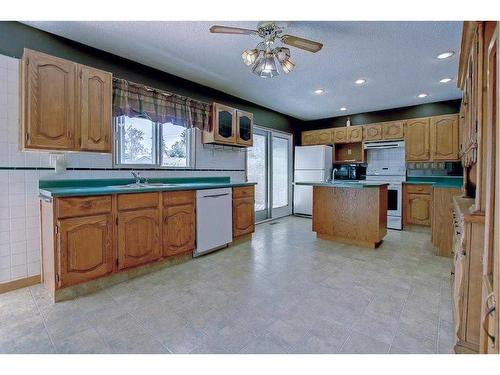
left=194, top=188, right=233, bottom=257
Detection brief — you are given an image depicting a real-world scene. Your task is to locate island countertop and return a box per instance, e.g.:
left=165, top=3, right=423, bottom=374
left=294, top=181, right=389, bottom=188
left=39, top=177, right=256, bottom=198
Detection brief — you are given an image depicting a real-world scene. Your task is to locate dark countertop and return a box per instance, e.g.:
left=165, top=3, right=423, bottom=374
left=39, top=177, right=256, bottom=198
left=294, top=181, right=389, bottom=189
left=403, top=176, right=463, bottom=189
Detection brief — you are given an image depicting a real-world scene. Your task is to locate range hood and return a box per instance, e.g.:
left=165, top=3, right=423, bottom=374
left=364, top=140, right=405, bottom=150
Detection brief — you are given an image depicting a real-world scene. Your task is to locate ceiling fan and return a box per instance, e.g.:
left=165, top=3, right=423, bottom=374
left=209, top=22, right=323, bottom=78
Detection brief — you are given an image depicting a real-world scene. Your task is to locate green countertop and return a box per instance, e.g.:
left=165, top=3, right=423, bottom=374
left=403, top=176, right=463, bottom=189
left=294, top=181, right=389, bottom=189
left=39, top=177, right=256, bottom=198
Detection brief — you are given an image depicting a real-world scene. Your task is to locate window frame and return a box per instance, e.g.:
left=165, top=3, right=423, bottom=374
left=113, top=116, right=195, bottom=169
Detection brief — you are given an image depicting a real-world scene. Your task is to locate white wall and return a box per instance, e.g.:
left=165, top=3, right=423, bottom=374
left=0, top=54, right=246, bottom=284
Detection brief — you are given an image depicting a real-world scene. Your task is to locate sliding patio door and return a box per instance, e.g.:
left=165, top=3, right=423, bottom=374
left=247, top=126, right=293, bottom=222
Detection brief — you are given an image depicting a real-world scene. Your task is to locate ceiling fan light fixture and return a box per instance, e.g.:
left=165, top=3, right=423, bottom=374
left=242, top=48, right=259, bottom=66
left=252, top=52, right=279, bottom=78
left=280, top=58, right=295, bottom=74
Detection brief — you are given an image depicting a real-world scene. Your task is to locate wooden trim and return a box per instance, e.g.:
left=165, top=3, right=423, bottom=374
left=317, top=233, right=382, bottom=249
left=459, top=22, right=480, bottom=89
left=0, top=275, right=40, bottom=294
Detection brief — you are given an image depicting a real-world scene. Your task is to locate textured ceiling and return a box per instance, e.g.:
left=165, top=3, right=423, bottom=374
left=23, top=21, right=463, bottom=120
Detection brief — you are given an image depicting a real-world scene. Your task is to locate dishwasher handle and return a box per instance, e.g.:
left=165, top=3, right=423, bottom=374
left=201, top=193, right=231, bottom=199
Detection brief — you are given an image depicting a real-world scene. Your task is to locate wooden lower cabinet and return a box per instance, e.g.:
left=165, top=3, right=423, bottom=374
left=57, top=214, right=113, bottom=288
left=404, top=189, right=433, bottom=226
left=163, top=203, right=195, bottom=256
left=117, top=207, right=161, bottom=270
left=452, top=197, right=485, bottom=354
left=232, top=187, right=255, bottom=239
left=432, top=188, right=462, bottom=257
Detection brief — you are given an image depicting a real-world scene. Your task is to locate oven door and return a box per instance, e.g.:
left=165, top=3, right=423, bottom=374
left=387, top=183, right=402, bottom=217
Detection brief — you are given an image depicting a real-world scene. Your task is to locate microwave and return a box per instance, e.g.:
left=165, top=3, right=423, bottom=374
left=334, top=164, right=367, bottom=181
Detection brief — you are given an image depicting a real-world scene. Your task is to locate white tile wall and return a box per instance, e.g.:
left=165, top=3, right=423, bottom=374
left=0, top=54, right=246, bottom=284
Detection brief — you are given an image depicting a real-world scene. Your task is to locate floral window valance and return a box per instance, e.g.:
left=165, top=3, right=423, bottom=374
left=112, top=78, right=211, bottom=131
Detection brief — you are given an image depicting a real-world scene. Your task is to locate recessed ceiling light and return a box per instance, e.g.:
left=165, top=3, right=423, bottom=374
left=355, top=78, right=366, bottom=85
left=314, top=89, right=325, bottom=95
left=340, top=107, right=347, bottom=111
left=437, top=51, right=455, bottom=59
left=417, top=93, right=428, bottom=98
left=439, top=77, right=453, bottom=83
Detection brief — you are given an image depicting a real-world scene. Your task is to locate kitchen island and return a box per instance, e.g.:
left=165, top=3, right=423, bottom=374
left=295, top=182, right=388, bottom=248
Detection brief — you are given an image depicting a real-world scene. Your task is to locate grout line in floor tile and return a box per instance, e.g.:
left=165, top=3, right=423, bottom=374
left=28, top=286, right=57, bottom=354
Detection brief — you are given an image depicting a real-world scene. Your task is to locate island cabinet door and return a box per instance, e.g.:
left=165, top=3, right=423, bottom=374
left=383, top=120, right=405, bottom=140
left=406, top=118, right=430, bottom=161
left=333, top=127, right=349, bottom=143
left=23, top=49, right=77, bottom=150
left=163, top=203, right=195, bottom=257
left=117, top=208, right=161, bottom=270
left=405, top=193, right=432, bottom=226
left=78, top=65, right=112, bottom=152
left=364, top=124, right=383, bottom=141
left=430, top=115, right=459, bottom=161
left=57, top=214, right=113, bottom=288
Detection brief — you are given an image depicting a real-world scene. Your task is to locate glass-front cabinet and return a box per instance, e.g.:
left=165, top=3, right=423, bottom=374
left=203, top=102, right=253, bottom=147
left=236, top=110, right=253, bottom=147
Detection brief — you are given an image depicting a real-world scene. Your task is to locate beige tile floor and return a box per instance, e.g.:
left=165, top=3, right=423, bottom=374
left=0, top=216, right=454, bottom=354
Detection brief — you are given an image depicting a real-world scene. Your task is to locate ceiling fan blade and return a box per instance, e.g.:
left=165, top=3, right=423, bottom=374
left=281, top=34, right=323, bottom=53
left=209, top=25, right=258, bottom=35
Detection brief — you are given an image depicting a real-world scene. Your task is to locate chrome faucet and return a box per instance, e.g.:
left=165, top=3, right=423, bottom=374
left=331, top=168, right=338, bottom=183
left=131, top=171, right=147, bottom=185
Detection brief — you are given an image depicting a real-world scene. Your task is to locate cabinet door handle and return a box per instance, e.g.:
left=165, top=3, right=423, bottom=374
left=482, top=295, right=496, bottom=344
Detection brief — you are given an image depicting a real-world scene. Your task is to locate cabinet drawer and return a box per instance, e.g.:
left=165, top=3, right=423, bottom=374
left=57, top=196, right=112, bottom=219
left=117, top=192, right=160, bottom=211
left=163, top=190, right=195, bottom=206
left=233, top=186, right=255, bottom=199
left=405, top=184, right=433, bottom=195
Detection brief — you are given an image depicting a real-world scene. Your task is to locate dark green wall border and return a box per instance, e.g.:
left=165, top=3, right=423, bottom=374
left=302, top=99, right=462, bottom=130
left=0, top=21, right=298, bottom=133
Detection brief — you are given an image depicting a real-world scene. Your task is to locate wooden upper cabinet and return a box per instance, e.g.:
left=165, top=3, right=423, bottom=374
left=236, top=110, right=253, bottom=147
left=382, top=120, right=405, bottom=140
left=206, top=103, right=236, bottom=145
left=302, top=130, right=318, bottom=145
left=333, top=127, right=349, bottom=143
left=364, top=123, right=383, bottom=141
left=316, top=129, right=333, bottom=144
left=117, top=207, right=161, bottom=270
left=430, top=114, right=459, bottom=161
left=204, top=103, right=254, bottom=147
left=57, top=214, right=113, bottom=288
left=347, top=126, right=363, bottom=142
left=163, top=203, right=195, bottom=256
left=21, top=49, right=113, bottom=152
left=78, top=65, right=112, bottom=152
left=301, top=129, right=332, bottom=145
left=406, top=118, right=430, bottom=161
left=22, top=49, right=76, bottom=150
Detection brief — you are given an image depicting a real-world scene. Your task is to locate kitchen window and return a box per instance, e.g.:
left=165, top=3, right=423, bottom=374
left=114, top=116, right=194, bottom=168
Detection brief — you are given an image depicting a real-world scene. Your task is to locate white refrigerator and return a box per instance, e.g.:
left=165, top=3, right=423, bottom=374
left=293, top=145, right=333, bottom=216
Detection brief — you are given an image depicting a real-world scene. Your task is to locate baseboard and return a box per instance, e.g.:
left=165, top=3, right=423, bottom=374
left=0, top=275, right=41, bottom=294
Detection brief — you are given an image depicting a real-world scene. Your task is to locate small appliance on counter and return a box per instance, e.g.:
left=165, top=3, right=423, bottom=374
left=333, top=164, right=367, bottom=181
